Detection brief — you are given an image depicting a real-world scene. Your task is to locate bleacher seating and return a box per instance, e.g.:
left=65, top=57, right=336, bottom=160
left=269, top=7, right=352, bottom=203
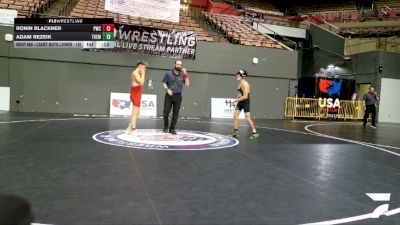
left=239, top=0, right=283, bottom=16
left=240, top=0, right=279, bottom=12
left=70, top=0, right=214, bottom=41
left=301, top=1, right=400, bottom=24
left=0, top=0, right=53, bottom=18
left=244, top=7, right=284, bottom=17
left=251, top=17, right=291, bottom=27
left=203, top=11, right=282, bottom=49
left=298, top=1, right=357, bottom=14
left=378, top=9, right=400, bottom=21
left=211, top=0, right=283, bottom=16
left=375, top=0, right=400, bottom=10
left=340, top=26, right=400, bottom=36
left=309, top=9, right=400, bottom=24
left=310, top=11, right=359, bottom=24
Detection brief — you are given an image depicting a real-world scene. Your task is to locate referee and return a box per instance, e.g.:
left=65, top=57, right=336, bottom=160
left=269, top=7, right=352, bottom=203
left=363, top=86, right=379, bottom=128
left=162, top=60, right=190, bottom=134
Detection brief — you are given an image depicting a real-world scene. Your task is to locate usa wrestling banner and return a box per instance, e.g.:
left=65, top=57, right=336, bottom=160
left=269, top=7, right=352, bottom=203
left=110, top=92, right=157, bottom=117
left=103, top=24, right=196, bottom=59
left=105, top=0, right=180, bottom=23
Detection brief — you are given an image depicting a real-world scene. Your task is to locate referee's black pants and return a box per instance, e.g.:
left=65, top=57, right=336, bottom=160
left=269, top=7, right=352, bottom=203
left=163, top=93, right=182, bottom=130
left=363, top=104, right=376, bottom=126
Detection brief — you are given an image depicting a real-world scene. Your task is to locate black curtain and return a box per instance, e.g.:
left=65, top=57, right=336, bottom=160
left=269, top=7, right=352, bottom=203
left=298, top=77, right=355, bottom=99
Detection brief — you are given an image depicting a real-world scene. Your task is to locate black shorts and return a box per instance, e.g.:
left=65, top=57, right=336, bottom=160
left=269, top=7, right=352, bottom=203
left=235, top=100, right=250, bottom=113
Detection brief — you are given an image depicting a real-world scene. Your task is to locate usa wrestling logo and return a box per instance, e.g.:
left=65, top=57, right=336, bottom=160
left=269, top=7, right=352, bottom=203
left=92, top=129, right=239, bottom=150
left=112, top=99, right=131, bottom=110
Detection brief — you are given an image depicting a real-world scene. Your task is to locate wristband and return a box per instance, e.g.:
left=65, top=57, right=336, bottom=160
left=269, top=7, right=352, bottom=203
left=183, top=72, right=188, bottom=79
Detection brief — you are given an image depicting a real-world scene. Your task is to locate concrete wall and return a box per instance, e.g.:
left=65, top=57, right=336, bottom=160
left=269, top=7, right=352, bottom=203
left=310, top=24, right=345, bottom=57
left=350, top=51, right=400, bottom=83
left=380, top=51, right=400, bottom=80
left=351, top=51, right=375, bottom=84
left=0, top=25, right=297, bottom=119
left=379, top=78, right=400, bottom=124
left=301, top=24, right=351, bottom=77
left=345, top=37, right=400, bottom=55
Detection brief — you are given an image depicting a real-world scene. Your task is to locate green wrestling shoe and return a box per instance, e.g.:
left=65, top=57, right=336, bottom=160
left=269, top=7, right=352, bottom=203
left=249, top=133, right=259, bottom=140
left=231, top=130, right=240, bottom=138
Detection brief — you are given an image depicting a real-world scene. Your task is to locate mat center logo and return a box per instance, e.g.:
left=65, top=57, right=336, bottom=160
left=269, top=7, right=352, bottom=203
left=92, top=129, right=239, bottom=150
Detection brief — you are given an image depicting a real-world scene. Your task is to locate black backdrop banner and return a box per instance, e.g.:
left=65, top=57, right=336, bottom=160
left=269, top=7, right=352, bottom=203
left=298, top=77, right=355, bottom=99
left=98, top=24, right=197, bottom=59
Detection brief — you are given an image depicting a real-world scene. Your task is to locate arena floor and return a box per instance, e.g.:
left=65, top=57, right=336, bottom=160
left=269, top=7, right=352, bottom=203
left=1, top=111, right=399, bottom=225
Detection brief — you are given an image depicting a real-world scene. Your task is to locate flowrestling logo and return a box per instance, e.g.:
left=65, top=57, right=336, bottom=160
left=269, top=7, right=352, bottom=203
left=92, top=129, right=239, bottom=150
left=303, top=193, right=400, bottom=225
